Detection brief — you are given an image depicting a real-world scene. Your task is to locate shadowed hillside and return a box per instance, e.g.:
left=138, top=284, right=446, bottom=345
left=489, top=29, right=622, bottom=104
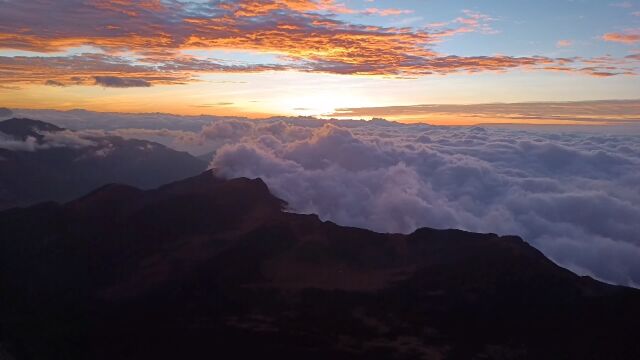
left=1, top=170, right=639, bottom=359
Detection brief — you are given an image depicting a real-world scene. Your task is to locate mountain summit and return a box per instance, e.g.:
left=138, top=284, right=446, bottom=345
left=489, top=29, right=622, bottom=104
left=0, top=117, right=64, bottom=140
left=1, top=170, right=638, bottom=359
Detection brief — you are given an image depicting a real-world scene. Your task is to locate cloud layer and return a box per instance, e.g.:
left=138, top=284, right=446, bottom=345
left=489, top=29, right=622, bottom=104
left=331, top=100, right=640, bottom=125
left=197, top=117, right=640, bottom=287
left=0, top=0, right=637, bottom=88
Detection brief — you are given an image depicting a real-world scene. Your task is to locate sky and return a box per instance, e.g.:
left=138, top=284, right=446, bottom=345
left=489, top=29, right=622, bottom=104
left=0, top=0, right=639, bottom=124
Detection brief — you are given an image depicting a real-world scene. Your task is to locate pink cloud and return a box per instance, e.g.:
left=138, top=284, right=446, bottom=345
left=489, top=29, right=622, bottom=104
left=0, top=0, right=636, bottom=86
left=556, top=39, right=573, bottom=48
left=602, top=29, right=640, bottom=44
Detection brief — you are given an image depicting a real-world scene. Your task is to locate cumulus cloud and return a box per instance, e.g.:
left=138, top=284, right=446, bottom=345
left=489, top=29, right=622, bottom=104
left=196, top=117, right=640, bottom=287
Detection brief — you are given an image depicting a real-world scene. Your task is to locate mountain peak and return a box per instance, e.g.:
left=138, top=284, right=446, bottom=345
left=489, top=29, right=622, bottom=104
left=1, top=172, right=639, bottom=360
left=0, top=118, right=64, bottom=140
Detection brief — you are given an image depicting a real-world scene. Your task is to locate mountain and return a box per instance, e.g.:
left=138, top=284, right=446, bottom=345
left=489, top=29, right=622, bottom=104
left=1, top=170, right=638, bottom=360
left=0, top=108, right=12, bottom=119
left=0, top=118, right=63, bottom=140
left=0, top=118, right=207, bottom=209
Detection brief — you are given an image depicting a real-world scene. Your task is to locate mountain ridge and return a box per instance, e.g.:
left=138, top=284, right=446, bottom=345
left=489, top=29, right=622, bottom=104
left=1, top=169, right=638, bottom=359
left=0, top=118, right=208, bottom=210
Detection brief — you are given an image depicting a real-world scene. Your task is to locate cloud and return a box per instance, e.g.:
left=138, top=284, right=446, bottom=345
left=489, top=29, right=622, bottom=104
left=0, top=1, right=636, bottom=83
left=360, top=8, right=413, bottom=16
left=0, top=133, right=40, bottom=151
left=195, top=102, right=235, bottom=107
left=0, top=54, right=190, bottom=87
left=0, top=53, right=288, bottom=88
left=5, top=108, right=242, bottom=154
left=0, top=129, right=97, bottom=151
left=610, top=1, right=634, bottom=8
left=556, top=39, right=573, bottom=48
left=44, top=79, right=67, bottom=87
left=94, top=76, right=152, bottom=88
left=602, top=29, right=640, bottom=44
left=9, top=108, right=220, bottom=131
left=330, top=100, right=640, bottom=125
left=197, top=117, right=640, bottom=287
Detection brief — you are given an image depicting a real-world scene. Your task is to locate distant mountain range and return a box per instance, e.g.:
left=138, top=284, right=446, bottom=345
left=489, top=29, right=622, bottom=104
left=1, top=170, right=638, bottom=360
left=0, top=118, right=207, bottom=210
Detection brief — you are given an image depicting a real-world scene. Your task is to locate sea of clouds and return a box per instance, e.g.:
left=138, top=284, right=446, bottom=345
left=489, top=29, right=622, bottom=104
left=2, top=109, right=640, bottom=286
left=202, top=118, right=640, bottom=287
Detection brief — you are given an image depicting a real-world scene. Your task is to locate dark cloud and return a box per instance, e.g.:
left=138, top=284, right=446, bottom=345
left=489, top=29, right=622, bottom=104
left=94, top=76, right=152, bottom=88
left=44, top=80, right=66, bottom=87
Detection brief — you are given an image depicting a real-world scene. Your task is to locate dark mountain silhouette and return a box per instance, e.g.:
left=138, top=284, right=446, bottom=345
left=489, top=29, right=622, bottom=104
left=0, top=118, right=64, bottom=140
left=0, top=118, right=207, bottom=210
left=1, top=170, right=639, bottom=359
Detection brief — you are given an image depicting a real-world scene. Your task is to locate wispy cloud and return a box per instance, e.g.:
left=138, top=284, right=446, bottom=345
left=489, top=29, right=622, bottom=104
left=94, top=76, right=151, bottom=88
left=602, top=29, right=640, bottom=44
left=329, top=100, right=640, bottom=125
left=610, top=1, right=634, bottom=8
left=556, top=39, right=573, bottom=48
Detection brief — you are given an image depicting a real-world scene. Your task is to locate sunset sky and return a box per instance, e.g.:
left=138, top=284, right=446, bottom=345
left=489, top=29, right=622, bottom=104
left=1, top=0, right=639, bottom=124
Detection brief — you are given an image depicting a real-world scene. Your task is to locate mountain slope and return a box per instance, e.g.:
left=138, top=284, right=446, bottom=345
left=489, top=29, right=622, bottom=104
left=1, top=170, right=639, bottom=360
left=0, top=118, right=207, bottom=209
left=0, top=118, right=64, bottom=140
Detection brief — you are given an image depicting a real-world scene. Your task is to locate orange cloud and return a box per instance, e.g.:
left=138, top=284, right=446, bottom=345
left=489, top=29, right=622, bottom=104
left=556, top=40, right=573, bottom=48
left=602, top=29, right=640, bottom=44
left=329, top=100, right=640, bottom=125
left=361, top=8, right=413, bottom=16
left=0, top=53, right=288, bottom=88
left=0, top=0, right=636, bottom=87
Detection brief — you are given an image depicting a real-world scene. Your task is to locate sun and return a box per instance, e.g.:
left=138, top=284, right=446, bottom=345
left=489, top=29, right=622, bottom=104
left=274, top=90, right=376, bottom=118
